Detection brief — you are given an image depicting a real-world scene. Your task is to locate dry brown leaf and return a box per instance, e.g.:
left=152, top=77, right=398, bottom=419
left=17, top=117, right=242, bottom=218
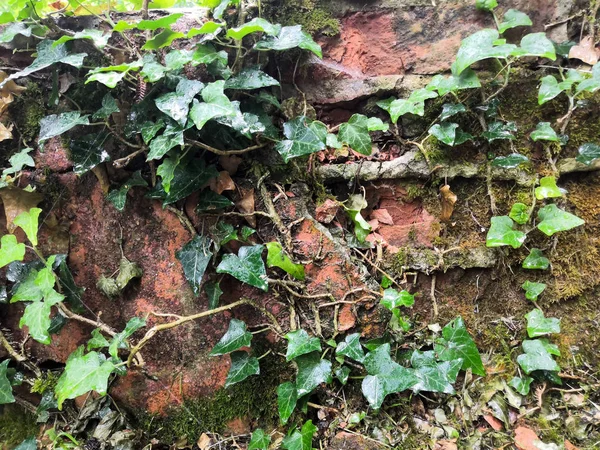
left=0, top=122, right=12, bottom=142
left=514, top=426, right=542, bottom=450
left=209, top=171, right=236, bottom=195
left=568, top=36, right=599, bottom=65
left=219, top=155, right=243, bottom=175
left=196, top=433, right=212, bottom=450
left=433, top=440, right=457, bottom=450
left=0, top=71, right=26, bottom=116
left=236, top=188, right=256, bottom=227
left=439, top=184, right=457, bottom=222
left=59, top=73, right=76, bottom=94
left=0, top=186, right=44, bottom=233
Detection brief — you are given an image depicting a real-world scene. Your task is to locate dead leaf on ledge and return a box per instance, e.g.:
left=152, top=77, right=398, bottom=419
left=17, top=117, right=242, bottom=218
left=236, top=188, right=256, bottom=227
left=568, top=36, right=599, bottom=65
left=209, top=170, right=236, bottom=195
left=0, top=186, right=44, bottom=233
left=197, top=433, right=212, bottom=450
left=439, top=184, right=457, bottom=222
left=0, top=122, right=12, bottom=142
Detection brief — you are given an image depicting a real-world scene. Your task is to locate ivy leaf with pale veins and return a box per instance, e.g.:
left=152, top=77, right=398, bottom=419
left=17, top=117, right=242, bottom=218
left=0, top=359, right=15, bottom=404
left=266, top=242, right=305, bottom=281
left=281, top=420, right=317, bottom=450
left=525, top=309, right=560, bottom=337
left=275, top=116, right=327, bottom=163
left=196, top=190, right=234, bottom=212
left=491, top=153, right=529, bottom=169
left=55, top=347, right=115, bottom=409
left=537, top=204, right=584, bottom=236
left=522, top=248, right=550, bottom=270
left=295, top=352, right=332, bottom=397
left=434, top=317, right=486, bottom=376
left=509, top=203, right=530, bottom=225
left=410, top=350, right=462, bottom=394
left=87, top=328, right=110, bottom=351
left=535, top=176, right=563, bottom=200
left=210, top=319, right=252, bottom=356
left=335, top=366, right=351, bottom=385
left=428, top=122, right=472, bottom=146
left=217, top=245, right=268, bottom=291
left=190, top=80, right=237, bottom=130
left=522, top=281, right=547, bottom=301
left=39, top=112, right=90, bottom=144
left=509, top=376, right=533, bottom=395
left=0, top=235, right=25, bottom=269
left=205, top=281, right=223, bottom=309
left=108, top=317, right=146, bottom=359
left=576, top=143, right=600, bottom=165
left=285, top=329, right=321, bottom=361
left=150, top=158, right=219, bottom=206
left=225, top=66, right=280, bottom=90
left=176, top=235, right=214, bottom=296
left=248, top=428, right=272, bottom=450
left=147, top=124, right=185, bottom=161
left=225, top=351, right=260, bottom=387
left=13, top=207, right=41, bottom=246
left=69, top=132, right=111, bottom=175
left=155, top=79, right=204, bottom=127
left=517, top=339, right=561, bottom=374
left=20, top=302, right=53, bottom=344
left=538, top=75, right=564, bottom=105
left=338, top=114, right=373, bottom=155
left=380, top=288, right=415, bottom=311
left=498, top=9, right=532, bottom=34
left=486, top=216, right=526, bottom=249
left=451, top=29, right=516, bottom=76
left=277, top=381, right=297, bottom=425
left=439, top=103, right=467, bottom=121
left=254, top=25, right=322, bottom=57
left=107, top=171, right=148, bottom=211
left=482, top=121, right=516, bottom=142
left=92, top=94, right=120, bottom=121
left=336, top=333, right=365, bottom=363
left=530, top=122, right=559, bottom=142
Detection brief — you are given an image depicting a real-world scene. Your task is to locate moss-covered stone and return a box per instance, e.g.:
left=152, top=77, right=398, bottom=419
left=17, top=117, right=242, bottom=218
left=0, top=404, right=38, bottom=447
left=263, top=0, right=340, bottom=37
left=11, top=82, right=46, bottom=143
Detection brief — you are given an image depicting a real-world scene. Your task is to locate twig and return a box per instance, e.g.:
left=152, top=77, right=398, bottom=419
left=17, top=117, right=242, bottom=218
left=0, top=330, right=41, bottom=377
left=165, top=205, right=197, bottom=236
left=353, top=249, right=403, bottom=289
left=258, top=181, right=293, bottom=252
left=544, top=11, right=584, bottom=30
left=268, top=278, right=335, bottom=301
left=430, top=274, right=438, bottom=320
left=486, top=164, right=498, bottom=214
left=187, top=139, right=266, bottom=156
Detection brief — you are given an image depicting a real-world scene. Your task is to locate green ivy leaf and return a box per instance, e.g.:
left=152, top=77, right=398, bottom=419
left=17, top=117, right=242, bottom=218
left=511, top=33, right=556, bottom=60
left=254, top=25, right=322, bottom=58
left=439, top=103, right=467, bottom=121
left=537, top=204, right=584, bottom=236
left=482, top=121, right=516, bottom=142
left=538, top=75, right=564, bottom=105
left=226, top=17, right=281, bottom=40
left=377, top=88, right=438, bottom=123
left=55, top=347, right=115, bottom=409
left=190, top=81, right=238, bottom=130
left=530, top=122, right=559, bottom=142
left=155, top=79, right=204, bottom=126
left=509, top=376, right=533, bottom=395
left=576, top=143, right=600, bottom=165
left=428, top=122, right=472, bottom=146
left=498, top=9, right=532, bottom=34
left=139, top=55, right=169, bottom=82
left=151, top=158, right=219, bottom=206
left=205, top=281, right=223, bottom=309
left=275, top=116, right=327, bottom=162
left=434, top=317, right=486, bottom=376
left=277, top=381, right=297, bottom=425
left=210, top=319, right=252, bottom=356
left=522, top=248, right=550, bottom=270
left=491, top=153, right=529, bottom=169
left=13, top=437, right=36, bottom=450
left=335, top=366, right=351, bottom=385
left=108, top=317, right=146, bottom=359
left=451, top=29, right=516, bottom=76
left=86, top=71, right=127, bottom=88
left=0, top=235, right=25, bottom=269
left=281, top=420, right=317, bottom=450
left=217, top=245, right=268, bottom=291
left=285, top=329, right=321, bottom=361
left=522, top=281, right=547, bottom=301
left=212, top=222, right=238, bottom=247
left=380, top=288, right=415, bottom=311
left=187, top=21, right=223, bottom=38
left=114, top=13, right=183, bottom=32
left=39, top=112, right=90, bottom=144
left=165, top=49, right=194, bottom=70
left=410, top=350, right=462, bottom=394
left=366, top=117, right=389, bottom=132
left=336, top=333, right=365, bottom=363
left=344, top=194, right=371, bottom=243
left=0, top=23, right=32, bottom=44
left=142, top=29, right=186, bottom=50
left=196, top=189, right=234, bottom=212
left=106, top=171, right=148, bottom=211
left=224, top=66, right=280, bottom=90
left=295, top=352, right=332, bottom=397
left=92, top=94, right=120, bottom=121
left=69, top=133, right=111, bottom=175
left=525, top=309, right=560, bottom=338
left=248, top=428, right=272, bottom=450
left=87, top=328, right=110, bottom=351
left=54, top=29, right=111, bottom=50
left=338, top=114, right=372, bottom=155
left=147, top=124, right=185, bottom=160
left=20, top=302, right=52, bottom=344
left=2, top=148, right=35, bottom=176
left=225, top=351, right=260, bottom=387
left=509, top=203, right=530, bottom=225
left=476, top=0, right=497, bottom=11
left=517, top=339, right=560, bottom=374
left=176, top=235, right=214, bottom=296
left=0, top=360, right=15, bottom=404
left=266, top=242, right=305, bottom=281
left=426, top=69, right=481, bottom=96
left=535, top=176, right=563, bottom=200
left=13, top=207, right=41, bottom=246
left=486, top=216, right=526, bottom=249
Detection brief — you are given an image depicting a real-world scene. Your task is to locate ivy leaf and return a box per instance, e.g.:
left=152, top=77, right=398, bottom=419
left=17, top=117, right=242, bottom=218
left=428, top=122, right=472, bottom=146
left=0, top=23, right=32, bottom=44
left=176, top=235, right=214, bottom=296
left=336, top=333, right=365, bottom=363
left=344, top=194, right=372, bottom=243
left=275, top=116, right=327, bottom=162
left=451, top=29, right=516, bottom=76
left=381, top=288, right=415, bottom=311
left=525, top=309, right=560, bottom=337
left=187, top=21, right=222, bottom=38
left=0, top=40, right=87, bottom=88
left=538, top=75, right=563, bottom=105
left=491, top=153, right=529, bottom=169
left=217, top=245, right=268, bottom=291
left=476, top=0, right=497, bottom=11
left=225, top=351, right=260, bottom=387
left=249, top=429, right=272, bottom=450
left=338, top=114, right=372, bottom=155
left=56, top=257, right=86, bottom=311
left=55, top=347, right=115, bottom=409
left=39, top=112, right=90, bottom=144
left=426, top=69, right=481, bottom=96
left=434, top=317, right=486, bottom=376
left=530, top=122, right=559, bottom=142
left=139, top=55, right=169, bottom=82
left=266, top=242, right=305, bottom=281
left=535, top=176, right=563, bottom=200
left=92, top=94, right=120, bottom=121
left=335, top=366, right=351, bottom=385
left=366, top=117, right=389, bottom=132
left=87, top=328, right=110, bottom=351
left=537, top=204, right=584, bottom=236
left=210, top=319, right=252, bottom=356
left=522, top=281, right=547, bottom=301
left=152, top=155, right=177, bottom=194
left=114, top=13, right=183, bottom=31
left=285, top=329, right=321, bottom=361
left=142, top=29, right=186, bottom=50
left=54, top=29, right=110, bottom=50
left=13, top=437, right=36, bottom=450
left=509, top=376, right=533, bottom=395
left=155, top=79, right=204, bottom=126
left=410, top=350, right=462, bottom=394
left=108, top=317, right=146, bottom=359
left=511, top=33, right=556, bottom=60
left=190, top=81, right=238, bottom=130
left=486, top=216, right=526, bottom=249
left=517, top=339, right=561, bottom=374
left=2, top=148, right=35, bottom=176
left=277, top=381, right=297, bottom=425
left=69, top=133, right=111, bottom=175
left=439, top=103, right=467, bottom=121
left=205, top=281, right=223, bottom=309
left=212, top=222, right=238, bottom=247
left=151, top=158, right=219, bottom=206
left=107, top=171, right=148, bottom=211
left=482, top=121, right=516, bottom=142
left=576, top=143, right=600, bottom=165
left=0, top=360, right=15, bottom=404
left=377, top=89, right=438, bottom=123
left=147, top=124, right=184, bottom=160
left=196, top=189, right=234, bottom=212
left=0, top=235, right=25, bottom=269
left=86, top=71, right=127, bottom=88
left=498, top=9, right=532, bottom=34
left=523, top=248, right=550, bottom=270
left=224, top=66, right=280, bottom=90
left=295, top=352, right=332, bottom=397
left=13, top=207, right=41, bottom=246
left=509, top=203, right=530, bottom=225
left=281, top=420, right=317, bottom=450
left=20, top=302, right=52, bottom=344
left=226, top=17, right=281, bottom=40
left=254, top=25, right=322, bottom=57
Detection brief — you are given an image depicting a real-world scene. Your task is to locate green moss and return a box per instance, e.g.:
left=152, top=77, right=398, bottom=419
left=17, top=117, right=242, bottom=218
left=11, top=82, right=46, bottom=143
left=0, top=404, right=38, bottom=447
left=30, top=371, right=59, bottom=394
left=264, top=0, right=340, bottom=37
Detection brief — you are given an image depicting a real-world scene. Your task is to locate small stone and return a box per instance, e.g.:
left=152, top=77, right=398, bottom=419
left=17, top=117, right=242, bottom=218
left=315, top=199, right=340, bottom=224
left=514, top=426, right=542, bottom=450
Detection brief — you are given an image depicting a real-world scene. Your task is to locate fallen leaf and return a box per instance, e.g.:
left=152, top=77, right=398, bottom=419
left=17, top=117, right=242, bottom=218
left=0, top=70, right=26, bottom=116
left=483, top=414, right=503, bottom=431
left=59, top=73, right=76, bottom=94
left=514, top=426, right=542, bottom=450
left=434, top=440, right=458, bottom=450
left=0, top=122, right=12, bottom=142
left=569, top=36, right=599, bottom=65
left=209, top=171, right=235, bottom=195
left=219, top=155, right=243, bottom=175
left=197, top=433, right=212, bottom=450
left=0, top=186, right=44, bottom=233
left=439, top=184, right=457, bottom=222
left=236, top=188, right=256, bottom=227
left=370, top=208, right=394, bottom=225
left=315, top=199, right=339, bottom=224
left=338, top=303, right=356, bottom=331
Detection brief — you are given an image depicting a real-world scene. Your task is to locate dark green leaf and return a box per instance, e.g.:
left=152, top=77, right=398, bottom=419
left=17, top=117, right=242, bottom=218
left=522, top=248, right=550, bottom=270
left=210, top=319, right=252, bottom=356
left=439, top=103, right=467, bottom=121
left=338, top=114, right=372, bottom=155
left=525, top=309, right=560, bottom=337
left=538, top=75, right=564, bottom=105
left=266, top=242, right=305, bottom=281
left=0, top=235, right=25, bottom=269
left=69, top=132, right=111, bottom=175
left=0, top=359, right=15, bottom=404
left=451, top=29, right=516, bottom=76
left=491, top=153, right=529, bottom=169
left=277, top=381, right=297, bottom=425
left=535, top=176, right=563, bottom=200
left=275, top=116, right=327, bottom=162
left=226, top=18, right=281, bottom=40
left=196, top=189, right=234, bottom=212
left=142, top=29, right=186, bottom=50
left=254, top=25, right=322, bottom=58
left=498, top=9, right=532, bottom=34
left=517, top=339, right=560, bottom=374
left=57, top=259, right=85, bottom=313
left=13, top=437, right=36, bottom=450
left=428, top=122, right=472, bottom=146
left=108, top=317, right=145, bottom=359
left=151, top=159, right=219, bottom=206
left=537, top=204, right=584, bottom=236
left=92, top=94, right=120, bottom=121
left=295, top=352, right=332, bottom=397
left=509, top=203, right=530, bottom=225
left=486, top=216, right=526, bottom=249
left=225, top=66, right=280, bottom=90
left=212, top=222, right=238, bottom=247
left=225, top=351, right=260, bottom=387
left=335, top=366, right=351, bottom=385
left=217, top=245, right=268, bottom=291
left=509, top=376, right=533, bottom=395
left=482, top=121, right=516, bottom=142
left=410, top=350, right=462, bottom=394
left=176, top=235, right=214, bottom=296
left=248, top=429, right=272, bottom=450
left=522, top=281, right=547, bottom=301
left=336, top=333, right=365, bottom=363
left=282, top=420, right=317, bottom=450
left=285, top=329, right=321, bottom=361
left=39, top=112, right=90, bottom=144
left=434, top=317, right=486, bottom=376
left=530, top=122, right=559, bottom=142
left=205, top=281, right=223, bottom=309
left=576, top=143, right=600, bottom=165
left=380, top=288, right=415, bottom=311
left=107, top=171, right=148, bottom=211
